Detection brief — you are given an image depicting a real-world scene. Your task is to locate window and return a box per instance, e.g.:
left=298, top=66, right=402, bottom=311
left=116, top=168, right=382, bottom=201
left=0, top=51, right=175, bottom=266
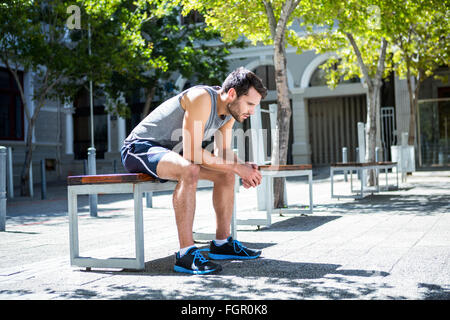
left=0, top=67, right=24, bottom=140
left=253, top=65, right=276, bottom=91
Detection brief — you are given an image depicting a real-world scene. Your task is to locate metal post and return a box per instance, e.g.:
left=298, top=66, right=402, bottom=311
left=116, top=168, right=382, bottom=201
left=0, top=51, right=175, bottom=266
left=0, top=146, right=7, bottom=231
left=375, top=147, right=380, bottom=186
left=356, top=147, right=360, bottom=179
left=87, top=22, right=97, bottom=217
left=40, top=159, right=47, bottom=200
left=342, top=147, right=348, bottom=181
left=88, top=147, right=97, bottom=217
left=28, top=162, right=34, bottom=198
left=7, top=147, right=13, bottom=198
left=145, top=192, right=153, bottom=208
left=401, top=132, right=408, bottom=183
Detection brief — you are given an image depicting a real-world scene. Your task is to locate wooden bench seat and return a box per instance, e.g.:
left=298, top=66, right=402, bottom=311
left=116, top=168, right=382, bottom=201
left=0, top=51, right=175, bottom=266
left=67, top=173, right=156, bottom=185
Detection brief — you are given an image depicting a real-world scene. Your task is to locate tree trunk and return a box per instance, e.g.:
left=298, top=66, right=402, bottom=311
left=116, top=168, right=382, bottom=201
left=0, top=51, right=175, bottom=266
left=20, top=117, right=35, bottom=196
left=272, top=35, right=291, bottom=208
left=365, top=83, right=381, bottom=185
left=406, top=71, right=420, bottom=146
left=262, top=0, right=299, bottom=209
left=141, top=86, right=156, bottom=120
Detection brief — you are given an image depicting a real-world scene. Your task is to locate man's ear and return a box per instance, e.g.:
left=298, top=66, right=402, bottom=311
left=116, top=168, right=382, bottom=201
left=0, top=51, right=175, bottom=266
left=226, top=88, right=237, bottom=102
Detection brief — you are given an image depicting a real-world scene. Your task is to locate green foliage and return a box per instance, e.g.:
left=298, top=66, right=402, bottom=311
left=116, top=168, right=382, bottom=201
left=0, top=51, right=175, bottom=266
left=387, top=0, right=449, bottom=82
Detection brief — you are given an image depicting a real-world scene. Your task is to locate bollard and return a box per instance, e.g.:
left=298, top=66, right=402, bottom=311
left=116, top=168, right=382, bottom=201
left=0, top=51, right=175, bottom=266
left=356, top=147, right=360, bottom=180
left=375, top=147, right=380, bottom=185
left=29, top=162, right=34, bottom=198
left=0, top=146, right=7, bottom=231
left=113, top=159, right=117, bottom=174
left=87, top=147, right=98, bottom=217
left=40, top=159, right=47, bottom=200
left=7, top=147, right=13, bottom=199
left=342, top=147, right=348, bottom=182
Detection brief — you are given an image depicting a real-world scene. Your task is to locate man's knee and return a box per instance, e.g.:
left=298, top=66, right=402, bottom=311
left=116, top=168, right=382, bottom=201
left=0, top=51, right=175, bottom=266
left=220, top=170, right=236, bottom=186
left=180, top=164, right=201, bottom=184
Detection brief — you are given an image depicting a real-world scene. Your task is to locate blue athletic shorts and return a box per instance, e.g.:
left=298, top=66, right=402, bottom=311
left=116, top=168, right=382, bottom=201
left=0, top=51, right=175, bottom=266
left=121, top=140, right=171, bottom=183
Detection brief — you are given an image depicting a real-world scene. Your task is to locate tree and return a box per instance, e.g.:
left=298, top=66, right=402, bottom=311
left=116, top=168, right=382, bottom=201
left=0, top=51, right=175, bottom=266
left=388, top=0, right=449, bottom=146
left=292, top=0, right=393, bottom=184
left=178, top=0, right=302, bottom=208
left=0, top=0, right=161, bottom=196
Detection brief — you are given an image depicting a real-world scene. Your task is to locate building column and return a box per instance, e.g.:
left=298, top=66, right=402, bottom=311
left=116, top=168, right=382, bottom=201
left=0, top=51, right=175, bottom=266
left=117, top=116, right=126, bottom=151
left=394, top=73, right=412, bottom=144
left=291, top=93, right=311, bottom=164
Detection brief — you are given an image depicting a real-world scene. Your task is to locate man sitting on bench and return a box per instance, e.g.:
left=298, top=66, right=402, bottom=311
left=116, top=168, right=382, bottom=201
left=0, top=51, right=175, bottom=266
left=121, top=67, right=267, bottom=274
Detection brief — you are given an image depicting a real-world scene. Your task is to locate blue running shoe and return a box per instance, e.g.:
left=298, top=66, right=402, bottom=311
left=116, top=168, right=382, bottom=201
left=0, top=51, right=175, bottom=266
left=174, top=247, right=222, bottom=275
left=209, top=237, right=261, bottom=260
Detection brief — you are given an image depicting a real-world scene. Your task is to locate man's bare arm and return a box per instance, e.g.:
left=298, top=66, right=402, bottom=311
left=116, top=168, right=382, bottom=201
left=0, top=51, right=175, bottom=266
left=181, top=89, right=261, bottom=186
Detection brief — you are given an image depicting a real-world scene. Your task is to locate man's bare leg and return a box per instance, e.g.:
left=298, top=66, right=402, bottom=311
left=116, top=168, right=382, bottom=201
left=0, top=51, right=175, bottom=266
left=156, top=151, right=236, bottom=248
left=199, top=167, right=235, bottom=240
left=156, top=152, right=200, bottom=249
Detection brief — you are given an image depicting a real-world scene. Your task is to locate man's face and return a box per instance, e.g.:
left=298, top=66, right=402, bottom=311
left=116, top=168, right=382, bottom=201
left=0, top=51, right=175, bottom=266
left=227, top=87, right=262, bottom=123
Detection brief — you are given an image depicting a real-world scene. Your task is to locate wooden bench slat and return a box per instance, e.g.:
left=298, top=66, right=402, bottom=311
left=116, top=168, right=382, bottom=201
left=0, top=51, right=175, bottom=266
left=258, top=164, right=312, bottom=171
left=330, top=161, right=397, bottom=167
left=67, top=173, right=156, bottom=185
left=375, top=161, right=397, bottom=165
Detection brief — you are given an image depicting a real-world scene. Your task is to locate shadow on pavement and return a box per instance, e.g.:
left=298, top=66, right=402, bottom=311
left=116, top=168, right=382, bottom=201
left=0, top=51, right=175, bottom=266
left=315, top=193, right=450, bottom=216
left=72, top=252, right=393, bottom=300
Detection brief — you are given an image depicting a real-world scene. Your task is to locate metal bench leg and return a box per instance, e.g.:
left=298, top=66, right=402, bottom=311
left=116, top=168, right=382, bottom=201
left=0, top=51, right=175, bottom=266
left=231, top=176, right=237, bottom=239
left=134, top=184, right=145, bottom=270
left=145, top=192, right=153, bottom=208
left=266, top=176, right=272, bottom=227
left=359, top=168, right=364, bottom=198
left=68, top=183, right=146, bottom=271
left=330, top=167, right=334, bottom=198
left=68, top=187, right=79, bottom=266
left=308, top=170, right=313, bottom=214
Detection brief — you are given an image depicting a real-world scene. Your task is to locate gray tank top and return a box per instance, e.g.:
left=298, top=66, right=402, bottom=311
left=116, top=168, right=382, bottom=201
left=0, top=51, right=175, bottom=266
left=124, top=85, right=232, bottom=152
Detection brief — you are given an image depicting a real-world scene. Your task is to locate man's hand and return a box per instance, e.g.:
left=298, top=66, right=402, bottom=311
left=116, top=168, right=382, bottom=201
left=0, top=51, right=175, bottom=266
left=236, top=162, right=262, bottom=188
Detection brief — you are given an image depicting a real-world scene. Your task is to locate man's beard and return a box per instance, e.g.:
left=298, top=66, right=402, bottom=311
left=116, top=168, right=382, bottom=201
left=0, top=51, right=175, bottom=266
left=227, top=101, right=242, bottom=122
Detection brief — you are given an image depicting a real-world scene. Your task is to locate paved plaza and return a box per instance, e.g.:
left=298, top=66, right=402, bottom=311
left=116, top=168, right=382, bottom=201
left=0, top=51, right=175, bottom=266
left=0, top=169, right=449, bottom=300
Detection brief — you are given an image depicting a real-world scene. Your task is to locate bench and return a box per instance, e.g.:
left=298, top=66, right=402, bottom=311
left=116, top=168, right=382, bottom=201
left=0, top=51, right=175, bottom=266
left=330, top=161, right=398, bottom=199
left=234, top=164, right=313, bottom=229
left=67, top=173, right=222, bottom=271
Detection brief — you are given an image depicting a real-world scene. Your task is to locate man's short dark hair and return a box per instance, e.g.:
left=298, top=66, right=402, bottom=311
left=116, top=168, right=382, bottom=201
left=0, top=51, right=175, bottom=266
left=222, top=67, right=268, bottom=99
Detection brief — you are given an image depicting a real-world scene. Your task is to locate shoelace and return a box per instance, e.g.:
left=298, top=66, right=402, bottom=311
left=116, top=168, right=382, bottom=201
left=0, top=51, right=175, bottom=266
left=192, top=249, right=208, bottom=264
left=232, top=239, right=250, bottom=256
